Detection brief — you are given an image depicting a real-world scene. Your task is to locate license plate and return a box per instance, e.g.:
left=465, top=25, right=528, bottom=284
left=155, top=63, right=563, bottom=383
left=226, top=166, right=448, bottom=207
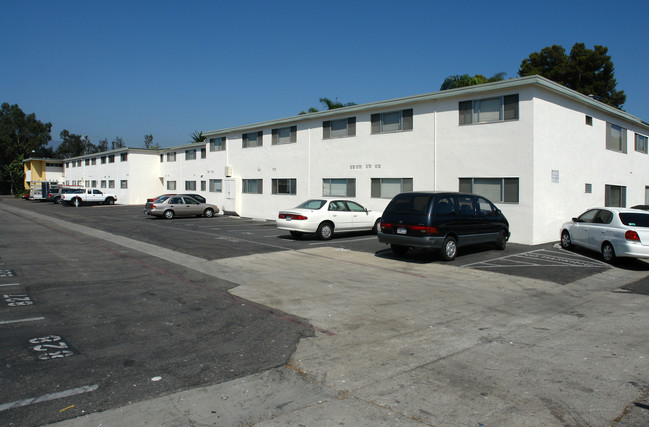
left=397, top=227, right=407, bottom=235
left=286, top=217, right=292, bottom=221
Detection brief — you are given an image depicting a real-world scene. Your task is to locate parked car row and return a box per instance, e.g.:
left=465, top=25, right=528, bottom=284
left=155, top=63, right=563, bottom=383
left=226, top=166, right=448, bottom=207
left=28, top=186, right=117, bottom=207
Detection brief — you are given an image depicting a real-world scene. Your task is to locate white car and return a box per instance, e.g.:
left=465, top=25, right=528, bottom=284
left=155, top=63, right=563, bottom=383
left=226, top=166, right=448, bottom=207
left=560, top=207, right=649, bottom=262
left=277, top=199, right=382, bottom=240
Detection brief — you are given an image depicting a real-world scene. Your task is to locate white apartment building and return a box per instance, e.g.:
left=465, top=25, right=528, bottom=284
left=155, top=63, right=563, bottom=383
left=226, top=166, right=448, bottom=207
left=60, top=75, right=649, bottom=245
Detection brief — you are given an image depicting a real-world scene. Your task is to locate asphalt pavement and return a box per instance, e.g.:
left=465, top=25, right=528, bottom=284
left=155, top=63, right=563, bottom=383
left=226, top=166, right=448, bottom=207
left=2, top=196, right=649, bottom=426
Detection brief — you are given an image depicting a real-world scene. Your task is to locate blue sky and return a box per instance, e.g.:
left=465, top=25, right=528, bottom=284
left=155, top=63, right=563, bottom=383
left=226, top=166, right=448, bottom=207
left=2, top=0, right=648, bottom=149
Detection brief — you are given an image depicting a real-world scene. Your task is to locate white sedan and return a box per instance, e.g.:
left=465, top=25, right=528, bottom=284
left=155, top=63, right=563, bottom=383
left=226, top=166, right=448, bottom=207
left=277, top=199, right=382, bottom=240
left=559, top=207, right=649, bottom=262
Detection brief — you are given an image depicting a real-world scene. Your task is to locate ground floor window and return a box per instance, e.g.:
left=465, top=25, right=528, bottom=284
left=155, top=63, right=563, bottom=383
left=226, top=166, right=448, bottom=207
left=242, top=179, right=263, bottom=194
left=108, top=180, right=115, bottom=189
left=185, top=181, right=196, bottom=191
left=85, top=180, right=90, bottom=187
left=605, top=184, right=626, bottom=207
left=101, top=180, right=106, bottom=188
left=371, top=178, right=413, bottom=199
left=459, top=177, right=519, bottom=203
left=209, top=179, right=222, bottom=192
left=200, top=181, right=206, bottom=191
left=272, top=178, right=297, bottom=195
left=120, top=180, right=128, bottom=189
left=167, top=181, right=176, bottom=191
left=323, top=178, right=355, bottom=197
left=646, top=186, right=649, bottom=204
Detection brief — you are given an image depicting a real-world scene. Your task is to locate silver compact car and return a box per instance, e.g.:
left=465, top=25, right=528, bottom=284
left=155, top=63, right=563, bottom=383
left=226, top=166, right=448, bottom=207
left=560, top=207, right=649, bottom=262
left=144, top=195, right=219, bottom=219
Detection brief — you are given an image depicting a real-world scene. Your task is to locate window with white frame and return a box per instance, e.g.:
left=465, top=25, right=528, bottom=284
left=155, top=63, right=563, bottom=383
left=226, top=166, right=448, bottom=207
left=459, top=178, right=519, bottom=203
left=209, top=179, right=222, bottom=192
left=167, top=181, right=176, bottom=190
left=108, top=180, right=115, bottom=188
left=272, top=178, right=297, bottom=195
left=209, top=137, right=226, bottom=151
left=371, top=178, right=413, bottom=199
left=605, top=184, right=626, bottom=207
left=167, top=152, right=176, bottom=162
left=243, top=131, right=263, bottom=148
left=185, top=181, right=196, bottom=191
left=185, top=149, right=196, bottom=160
left=272, top=126, right=297, bottom=145
left=85, top=180, right=89, bottom=187
left=635, top=134, right=648, bottom=154
left=459, top=94, right=519, bottom=125
left=120, top=180, right=128, bottom=189
left=323, top=117, right=356, bottom=139
left=323, top=178, right=356, bottom=197
left=371, top=109, right=413, bottom=134
left=242, top=179, right=263, bottom=194
left=606, top=123, right=627, bottom=153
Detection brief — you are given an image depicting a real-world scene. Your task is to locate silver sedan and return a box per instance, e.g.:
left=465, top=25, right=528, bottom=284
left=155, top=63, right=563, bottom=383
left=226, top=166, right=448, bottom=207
left=144, top=195, right=219, bottom=219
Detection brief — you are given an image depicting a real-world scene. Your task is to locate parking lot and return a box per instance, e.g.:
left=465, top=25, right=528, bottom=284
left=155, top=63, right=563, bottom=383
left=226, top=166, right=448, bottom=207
left=2, top=197, right=649, bottom=426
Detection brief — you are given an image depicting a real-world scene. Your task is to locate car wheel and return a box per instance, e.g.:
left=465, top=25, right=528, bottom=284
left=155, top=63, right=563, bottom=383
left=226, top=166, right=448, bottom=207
left=440, top=236, right=457, bottom=261
left=391, top=244, right=408, bottom=256
left=203, top=208, right=214, bottom=218
left=372, top=218, right=381, bottom=234
left=289, top=231, right=303, bottom=239
left=105, top=197, right=114, bottom=205
left=560, top=230, right=573, bottom=249
left=601, top=242, right=616, bottom=263
left=495, top=229, right=507, bottom=250
left=316, top=222, right=334, bottom=240
left=163, top=210, right=174, bottom=220
left=53, top=197, right=60, bottom=204
left=73, top=198, right=81, bottom=208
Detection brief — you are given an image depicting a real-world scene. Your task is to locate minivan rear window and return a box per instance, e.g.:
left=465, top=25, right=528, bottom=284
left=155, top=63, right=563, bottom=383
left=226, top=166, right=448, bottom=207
left=619, top=213, right=649, bottom=227
left=388, top=194, right=432, bottom=215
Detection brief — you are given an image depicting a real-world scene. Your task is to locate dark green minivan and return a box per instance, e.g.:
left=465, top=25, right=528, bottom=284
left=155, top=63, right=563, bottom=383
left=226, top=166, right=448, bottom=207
left=377, top=192, right=510, bottom=261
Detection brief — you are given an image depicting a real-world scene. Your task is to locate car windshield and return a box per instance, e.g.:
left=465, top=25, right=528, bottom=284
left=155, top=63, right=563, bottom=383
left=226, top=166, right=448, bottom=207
left=295, top=200, right=326, bottom=210
left=619, top=213, right=649, bottom=227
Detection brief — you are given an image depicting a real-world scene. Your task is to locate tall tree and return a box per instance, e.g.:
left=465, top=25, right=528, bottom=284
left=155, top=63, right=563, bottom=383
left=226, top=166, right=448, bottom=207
left=144, top=134, right=159, bottom=149
left=97, top=138, right=109, bottom=152
left=440, top=72, right=506, bottom=90
left=519, top=43, right=625, bottom=108
left=1, top=154, right=25, bottom=195
left=299, top=97, right=356, bottom=115
left=55, top=130, right=97, bottom=158
left=111, top=136, right=125, bottom=150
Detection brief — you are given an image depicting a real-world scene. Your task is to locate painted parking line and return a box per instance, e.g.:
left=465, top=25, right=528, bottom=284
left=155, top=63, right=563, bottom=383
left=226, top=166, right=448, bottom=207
left=0, top=317, right=45, bottom=325
left=0, top=384, right=98, bottom=412
left=461, top=249, right=608, bottom=269
left=308, top=236, right=379, bottom=246
left=0, top=283, right=21, bottom=287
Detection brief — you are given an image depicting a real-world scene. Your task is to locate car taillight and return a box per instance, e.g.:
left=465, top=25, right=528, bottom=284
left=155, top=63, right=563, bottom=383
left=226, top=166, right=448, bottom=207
left=278, top=213, right=307, bottom=220
left=380, top=223, right=438, bottom=234
left=625, top=230, right=641, bottom=242
left=151, top=204, right=156, bottom=208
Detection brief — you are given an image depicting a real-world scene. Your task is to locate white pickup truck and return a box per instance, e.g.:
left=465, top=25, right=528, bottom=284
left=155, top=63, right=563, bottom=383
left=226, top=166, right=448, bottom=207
left=60, top=188, right=117, bottom=207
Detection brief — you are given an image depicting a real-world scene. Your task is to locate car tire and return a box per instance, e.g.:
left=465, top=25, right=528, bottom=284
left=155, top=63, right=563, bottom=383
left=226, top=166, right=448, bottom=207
left=53, top=197, right=60, bottom=204
left=289, top=231, right=303, bottom=239
left=203, top=208, right=214, bottom=218
left=372, top=218, right=381, bottom=234
left=390, top=244, right=408, bottom=256
left=601, top=242, right=616, bottom=263
left=560, top=230, right=573, bottom=249
left=495, top=229, right=508, bottom=250
left=440, top=236, right=457, bottom=261
left=105, top=197, right=115, bottom=205
left=316, top=222, right=334, bottom=240
left=163, top=210, right=175, bottom=220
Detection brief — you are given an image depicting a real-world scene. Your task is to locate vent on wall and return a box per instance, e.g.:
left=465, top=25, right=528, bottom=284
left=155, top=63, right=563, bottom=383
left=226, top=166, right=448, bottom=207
left=225, top=165, right=233, bottom=177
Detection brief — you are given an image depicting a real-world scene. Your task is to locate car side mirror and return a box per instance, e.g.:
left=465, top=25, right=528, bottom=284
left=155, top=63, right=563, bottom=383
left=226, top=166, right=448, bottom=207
left=572, top=217, right=577, bottom=222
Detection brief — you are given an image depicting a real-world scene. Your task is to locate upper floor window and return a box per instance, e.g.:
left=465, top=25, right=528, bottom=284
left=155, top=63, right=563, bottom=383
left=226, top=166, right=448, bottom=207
left=108, top=155, right=115, bottom=163
left=243, top=131, right=263, bottom=148
left=91, top=158, right=96, bottom=165
left=167, top=152, right=176, bottom=162
left=167, top=180, right=176, bottom=190
left=200, top=148, right=206, bottom=159
left=101, top=156, right=107, bottom=164
left=185, top=149, right=196, bottom=160
left=272, top=178, right=297, bottom=195
left=459, top=94, right=519, bottom=125
left=160, top=154, right=164, bottom=162
left=121, top=153, right=128, bottom=161
left=635, top=133, right=648, bottom=154
left=371, top=109, right=413, bottom=134
left=323, top=117, right=356, bottom=139
left=209, top=137, right=226, bottom=151
left=272, top=126, right=297, bottom=145
left=606, top=123, right=627, bottom=153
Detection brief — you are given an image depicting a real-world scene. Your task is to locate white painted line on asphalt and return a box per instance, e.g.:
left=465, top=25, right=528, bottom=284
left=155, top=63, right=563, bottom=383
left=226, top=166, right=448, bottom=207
left=0, top=317, right=45, bottom=325
left=308, top=236, right=378, bottom=245
left=461, top=249, right=608, bottom=269
left=0, top=384, right=99, bottom=412
left=0, top=283, right=20, bottom=287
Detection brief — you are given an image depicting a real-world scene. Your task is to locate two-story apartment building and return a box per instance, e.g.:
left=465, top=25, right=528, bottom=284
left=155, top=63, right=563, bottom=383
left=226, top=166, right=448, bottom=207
left=56, top=75, right=649, bottom=245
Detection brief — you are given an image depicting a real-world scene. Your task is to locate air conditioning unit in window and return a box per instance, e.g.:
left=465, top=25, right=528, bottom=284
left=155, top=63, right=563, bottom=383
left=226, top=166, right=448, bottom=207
left=225, top=165, right=233, bottom=177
